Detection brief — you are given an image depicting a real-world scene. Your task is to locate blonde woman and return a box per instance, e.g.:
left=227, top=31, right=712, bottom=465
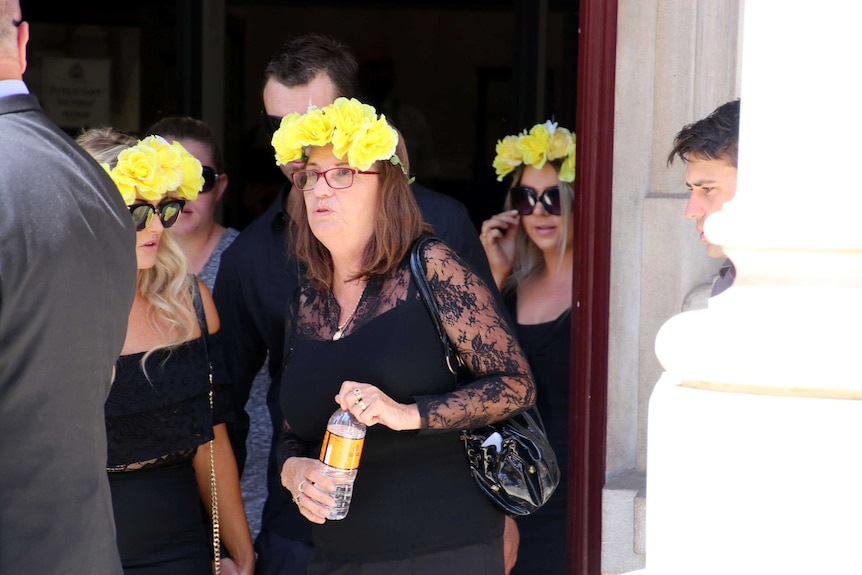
left=479, top=121, right=575, bottom=575
left=77, top=128, right=255, bottom=575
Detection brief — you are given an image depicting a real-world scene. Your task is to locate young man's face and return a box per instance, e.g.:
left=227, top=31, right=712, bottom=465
left=263, top=73, right=338, bottom=179
left=683, top=155, right=738, bottom=258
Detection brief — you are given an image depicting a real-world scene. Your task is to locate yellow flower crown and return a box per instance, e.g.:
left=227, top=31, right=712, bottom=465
left=492, top=120, right=576, bottom=182
left=271, top=97, right=406, bottom=174
left=103, top=135, right=203, bottom=206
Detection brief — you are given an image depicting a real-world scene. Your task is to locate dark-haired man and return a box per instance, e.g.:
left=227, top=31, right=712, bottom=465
left=667, top=98, right=740, bottom=296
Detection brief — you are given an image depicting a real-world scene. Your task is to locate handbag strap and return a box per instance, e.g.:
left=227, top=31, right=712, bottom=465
left=191, top=280, right=221, bottom=575
left=410, top=236, right=465, bottom=377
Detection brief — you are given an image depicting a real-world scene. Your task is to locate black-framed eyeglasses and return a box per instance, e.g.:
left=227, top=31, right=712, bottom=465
left=261, top=110, right=283, bottom=139
left=201, top=166, right=221, bottom=193
left=509, top=185, right=562, bottom=216
left=290, top=167, right=380, bottom=191
left=128, top=199, right=186, bottom=231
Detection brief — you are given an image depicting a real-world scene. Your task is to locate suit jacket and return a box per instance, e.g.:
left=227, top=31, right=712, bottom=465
left=0, top=93, right=137, bottom=574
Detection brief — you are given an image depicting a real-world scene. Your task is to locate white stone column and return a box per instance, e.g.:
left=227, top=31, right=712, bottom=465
left=635, top=2, right=862, bottom=574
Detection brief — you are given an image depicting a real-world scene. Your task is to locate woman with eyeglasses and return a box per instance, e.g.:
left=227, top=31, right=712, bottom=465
left=271, top=98, right=535, bottom=575
left=144, top=116, right=239, bottom=292
left=75, top=127, right=255, bottom=575
left=479, top=121, right=575, bottom=575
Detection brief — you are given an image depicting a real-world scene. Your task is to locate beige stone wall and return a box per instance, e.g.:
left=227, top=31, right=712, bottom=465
left=603, top=1, right=743, bottom=572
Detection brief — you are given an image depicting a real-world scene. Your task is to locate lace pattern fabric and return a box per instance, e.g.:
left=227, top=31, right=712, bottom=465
left=287, top=238, right=534, bottom=434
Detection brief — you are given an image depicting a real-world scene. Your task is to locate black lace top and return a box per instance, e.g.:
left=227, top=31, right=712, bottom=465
left=106, top=334, right=230, bottom=471
left=277, top=238, right=535, bottom=562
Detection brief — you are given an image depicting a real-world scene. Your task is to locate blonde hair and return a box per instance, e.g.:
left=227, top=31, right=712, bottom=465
left=76, top=126, right=197, bottom=369
left=501, top=161, right=574, bottom=296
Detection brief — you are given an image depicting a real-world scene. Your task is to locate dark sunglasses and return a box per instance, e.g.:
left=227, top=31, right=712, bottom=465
left=261, top=110, right=283, bottom=139
left=201, top=166, right=221, bottom=193
left=128, top=199, right=186, bottom=231
left=509, top=185, right=562, bottom=216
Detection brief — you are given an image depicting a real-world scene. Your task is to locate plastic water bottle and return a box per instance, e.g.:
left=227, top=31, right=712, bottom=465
left=319, top=407, right=366, bottom=520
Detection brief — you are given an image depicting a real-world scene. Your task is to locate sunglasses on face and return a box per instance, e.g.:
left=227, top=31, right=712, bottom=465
left=128, top=199, right=186, bottom=231
left=201, top=166, right=221, bottom=193
left=261, top=110, right=283, bottom=139
left=509, top=185, right=562, bottom=216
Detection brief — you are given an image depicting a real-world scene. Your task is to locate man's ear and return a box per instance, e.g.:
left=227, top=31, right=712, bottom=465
left=17, top=20, right=29, bottom=75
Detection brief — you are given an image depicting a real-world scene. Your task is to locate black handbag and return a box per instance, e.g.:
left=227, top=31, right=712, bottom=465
left=409, top=236, right=561, bottom=516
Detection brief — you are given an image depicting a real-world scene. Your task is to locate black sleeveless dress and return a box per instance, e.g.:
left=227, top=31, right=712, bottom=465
left=506, top=294, right=571, bottom=575
left=106, top=333, right=230, bottom=575
left=277, top=240, right=533, bottom=574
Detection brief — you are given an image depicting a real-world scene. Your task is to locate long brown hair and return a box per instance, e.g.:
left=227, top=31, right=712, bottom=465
left=288, top=135, right=431, bottom=289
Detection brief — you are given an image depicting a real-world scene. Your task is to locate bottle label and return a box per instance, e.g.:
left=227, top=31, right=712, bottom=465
left=319, top=430, right=364, bottom=470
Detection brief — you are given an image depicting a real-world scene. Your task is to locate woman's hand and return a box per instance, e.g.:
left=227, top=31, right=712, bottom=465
left=480, top=209, right=520, bottom=291
left=280, top=457, right=338, bottom=524
left=336, top=381, right=421, bottom=431
left=218, top=556, right=252, bottom=575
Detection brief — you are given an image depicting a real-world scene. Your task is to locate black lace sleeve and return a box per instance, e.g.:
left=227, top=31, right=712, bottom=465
left=276, top=420, right=310, bottom=471
left=414, top=240, right=535, bottom=431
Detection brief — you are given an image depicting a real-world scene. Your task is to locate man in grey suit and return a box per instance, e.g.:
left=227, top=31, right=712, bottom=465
left=0, top=2, right=136, bottom=573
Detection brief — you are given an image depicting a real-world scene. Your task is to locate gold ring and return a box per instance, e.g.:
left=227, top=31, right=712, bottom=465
left=357, top=399, right=368, bottom=411
left=298, top=479, right=306, bottom=494
left=352, top=388, right=362, bottom=399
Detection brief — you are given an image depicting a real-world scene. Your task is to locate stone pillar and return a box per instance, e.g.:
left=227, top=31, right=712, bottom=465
left=637, top=2, right=862, bottom=573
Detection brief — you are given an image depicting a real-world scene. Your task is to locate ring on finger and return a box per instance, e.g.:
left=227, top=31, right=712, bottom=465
left=298, top=479, right=306, bottom=494
left=292, top=492, right=302, bottom=504
left=352, top=388, right=362, bottom=399
left=357, top=399, right=368, bottom=411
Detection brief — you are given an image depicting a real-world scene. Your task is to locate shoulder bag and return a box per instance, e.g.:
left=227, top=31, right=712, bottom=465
left=409, top=236, right=561, bottom=516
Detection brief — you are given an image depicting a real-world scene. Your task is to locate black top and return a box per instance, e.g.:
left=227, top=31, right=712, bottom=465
left=276, top=239, right=531, bottom=562
left=506, top=294, right=571, bottom=575
left=213, top=182, right=500, bottom=540
left=106, top=334, right=231, bottom=471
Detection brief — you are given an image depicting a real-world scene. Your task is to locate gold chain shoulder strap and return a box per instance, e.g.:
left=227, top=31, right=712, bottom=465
left=192, top=280, right=220, bottom=574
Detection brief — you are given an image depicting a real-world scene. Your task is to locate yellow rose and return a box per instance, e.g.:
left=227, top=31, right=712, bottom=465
left=176, top=151, right=203, bottom=200
left=347, top=116, right=398, bottom=172
left=295, top=108, right=334, bottom=147
left=114, top=144, right=162, bottom=201
left=272, top=113, right=304, bottom=166
left=109, top=170, right=138, bottom=205
left=492, top=135, right=522, bottom=181
left=518, top=124, right=551, bottom=169
left=329, top=98, right=379, bottom=159
left=547, top=126, right=573, bottom=161
left=329, top=98, right=378, bottom=133
left=559, top=146, right=576, bottom=183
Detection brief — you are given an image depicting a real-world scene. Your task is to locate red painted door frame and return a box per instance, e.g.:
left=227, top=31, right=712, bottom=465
left=569, top=0, right=618, bottom=574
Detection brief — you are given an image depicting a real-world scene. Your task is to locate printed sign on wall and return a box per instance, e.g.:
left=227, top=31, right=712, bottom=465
left=42, top=58, right=110, bottom=129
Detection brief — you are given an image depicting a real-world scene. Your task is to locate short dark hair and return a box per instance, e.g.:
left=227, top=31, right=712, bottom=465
left=145, top=116, right=223, bottom=172
left=667, top=98, right=740, bottom=167
left=263, top=33, right=358, bottom=100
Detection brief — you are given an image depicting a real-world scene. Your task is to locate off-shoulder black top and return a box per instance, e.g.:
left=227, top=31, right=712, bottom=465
left=106, top=333, right=230, bottom=471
